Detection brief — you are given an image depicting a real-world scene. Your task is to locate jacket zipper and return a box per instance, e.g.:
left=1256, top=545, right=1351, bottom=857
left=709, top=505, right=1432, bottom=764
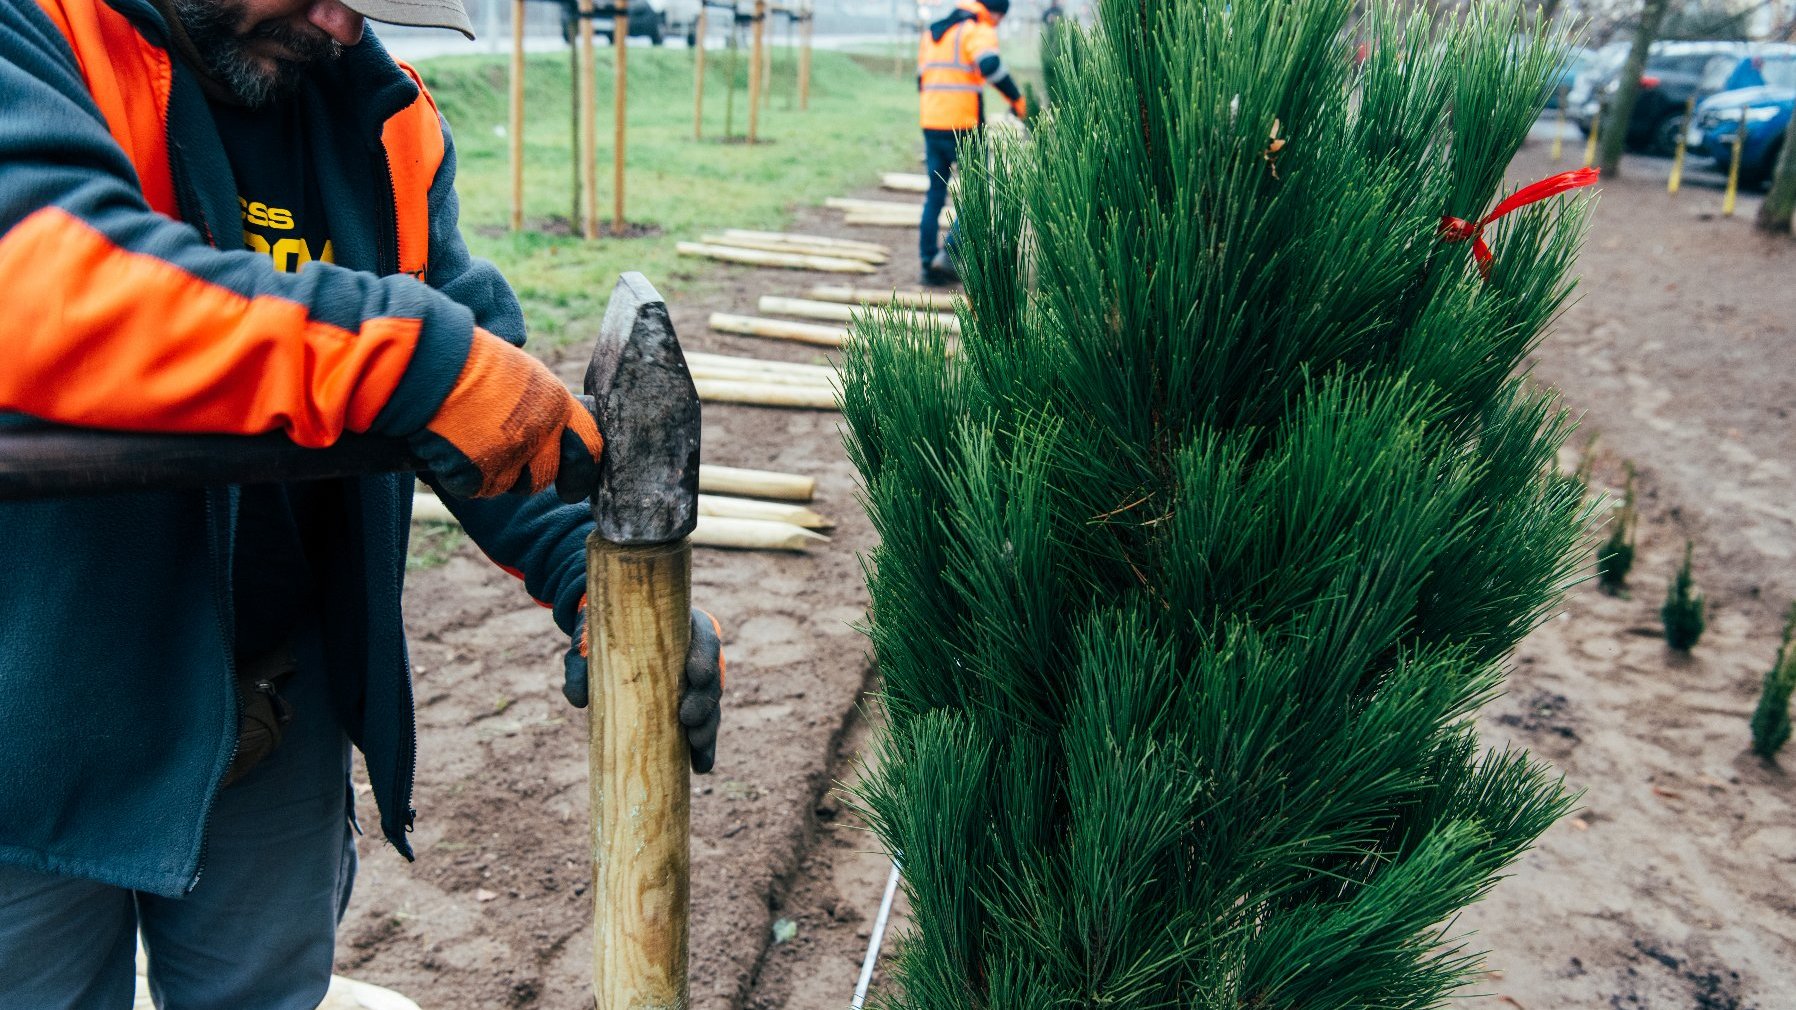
left=375, top=143, right=418, bottom=833
left=189, top=490, right=241, bottom=894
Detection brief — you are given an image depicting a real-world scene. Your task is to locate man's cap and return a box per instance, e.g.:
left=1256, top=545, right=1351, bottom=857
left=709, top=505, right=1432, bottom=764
left=342, top=0, right=476, bottom=40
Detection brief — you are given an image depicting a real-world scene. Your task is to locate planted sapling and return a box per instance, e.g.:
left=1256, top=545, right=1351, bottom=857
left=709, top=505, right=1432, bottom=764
left=1661, top=540, right=1707, bottom=652
left=1750, top=604, right=1796, bottom=760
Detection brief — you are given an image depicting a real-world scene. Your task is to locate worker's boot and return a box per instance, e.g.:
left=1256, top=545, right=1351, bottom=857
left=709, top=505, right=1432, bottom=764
left=920, top=250, right=959, bottom=287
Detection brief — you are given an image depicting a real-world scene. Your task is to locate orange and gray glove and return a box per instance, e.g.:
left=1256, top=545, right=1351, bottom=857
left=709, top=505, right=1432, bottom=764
left=1010, top=94, right=1027, bottom=119
left=564, top=607, right=725, bottom=773
left=408, top=330, right=603, bottom=503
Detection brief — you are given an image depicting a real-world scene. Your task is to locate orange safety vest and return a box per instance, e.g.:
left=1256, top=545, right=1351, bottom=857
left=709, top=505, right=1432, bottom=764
left=918, top=2, right=1003, bottom=131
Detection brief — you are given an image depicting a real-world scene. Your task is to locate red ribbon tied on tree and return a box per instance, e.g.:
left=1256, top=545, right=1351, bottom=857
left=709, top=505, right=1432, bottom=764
left=1439, top=167, right=1599, bottom=277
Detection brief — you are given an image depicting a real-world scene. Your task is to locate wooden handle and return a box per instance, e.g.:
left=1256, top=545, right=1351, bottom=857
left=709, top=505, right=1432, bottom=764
left=587, top=536, right=692, bottom=1010
left=0, top=428, right=418, bottom=500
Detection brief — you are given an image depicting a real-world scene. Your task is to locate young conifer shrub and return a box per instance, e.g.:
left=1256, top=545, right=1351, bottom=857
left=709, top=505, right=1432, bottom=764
left=1751, top=605, right=1796, bottom=760
left=842, top=0, right=1593, bottom=1003
left=1661, top=540, right=1706, bottom=652
left=1597, top=463, right=1638, bottom=595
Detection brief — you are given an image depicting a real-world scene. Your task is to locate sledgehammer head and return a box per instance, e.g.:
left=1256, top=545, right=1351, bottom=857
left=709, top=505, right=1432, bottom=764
left=585, top=273, right=700, bottom=545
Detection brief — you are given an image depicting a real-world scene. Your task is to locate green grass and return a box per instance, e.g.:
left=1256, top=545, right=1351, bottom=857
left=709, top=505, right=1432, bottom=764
left=414, top=47, right=918, bottom=350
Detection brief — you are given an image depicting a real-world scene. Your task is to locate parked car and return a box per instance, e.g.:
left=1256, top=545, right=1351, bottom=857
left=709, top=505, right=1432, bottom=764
left=1547, top=46, right=1596, bottom=108
left=1690, top=85, right=1794, bottom=188
left=1571, top=40, right=1751, bottom=154
left=559, top=0, right=667, bottom=45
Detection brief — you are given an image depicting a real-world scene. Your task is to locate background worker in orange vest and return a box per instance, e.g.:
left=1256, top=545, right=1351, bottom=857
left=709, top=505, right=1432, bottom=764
left=917, top=0, right=1025, bottom=286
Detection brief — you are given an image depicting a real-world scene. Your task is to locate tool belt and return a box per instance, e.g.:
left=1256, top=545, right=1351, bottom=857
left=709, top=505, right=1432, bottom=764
left=222, top=643, right=297, bottom=787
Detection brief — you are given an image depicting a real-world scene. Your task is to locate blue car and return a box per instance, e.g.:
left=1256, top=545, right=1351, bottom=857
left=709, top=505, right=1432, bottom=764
left=1691, top=85, right=1794, bottom=188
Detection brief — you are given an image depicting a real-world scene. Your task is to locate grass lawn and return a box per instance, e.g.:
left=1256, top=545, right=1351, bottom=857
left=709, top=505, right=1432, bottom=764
left=412, top=46, right=919, bottom=352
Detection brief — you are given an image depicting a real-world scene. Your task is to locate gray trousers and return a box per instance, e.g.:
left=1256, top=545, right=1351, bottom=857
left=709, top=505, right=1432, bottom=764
left=0, top=663, right=355, bottom=1010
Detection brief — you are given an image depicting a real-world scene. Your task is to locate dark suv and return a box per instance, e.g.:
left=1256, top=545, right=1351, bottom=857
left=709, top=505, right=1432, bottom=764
left=1572, top=40, right=1749, bottom=154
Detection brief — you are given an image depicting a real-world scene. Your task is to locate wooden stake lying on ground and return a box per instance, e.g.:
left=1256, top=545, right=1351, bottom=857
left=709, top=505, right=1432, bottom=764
left=697, top=516, right=828, bottom=551
left=414, top=495, right=827, bottom=547
left=694, top=377, right=839, bottom=409
left=759, top=296, right=962, bottom=334
left=809, top=284, right=964, bottom=311
left=709, top=312, right=849, bottom=346
left=699, top=493, right=830, bottom=528
left=698, top=464, right=814, bottom=500
left=882, top=172, right=931, bottom=192
left=699, top=235, right=887, bottom=263
left=685, top=350, right=836, bottom=377
left=826, top=196, right=927, bottom=213
left=677, top=242, right=877, bottom=274
left=720, top=229, right=889, bottom=254
left=688, top=358, right=837, bottom=388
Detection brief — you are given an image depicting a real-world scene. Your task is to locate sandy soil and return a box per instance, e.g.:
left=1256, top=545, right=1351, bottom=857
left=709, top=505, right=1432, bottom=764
left=339, top=135, right=1796, bottom=1010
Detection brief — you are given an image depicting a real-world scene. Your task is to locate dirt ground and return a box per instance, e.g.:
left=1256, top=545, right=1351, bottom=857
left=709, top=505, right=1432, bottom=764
left=339, top=133, right=1796, bottom=1010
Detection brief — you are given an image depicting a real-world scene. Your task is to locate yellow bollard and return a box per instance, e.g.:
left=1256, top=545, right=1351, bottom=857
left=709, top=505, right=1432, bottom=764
left=1583, top=105, right=1601, bottom=168
left=1668, top=94, right=1695, bottom=194
left=1551, top=88, right=1567, bottom=161
left=1723, top=104, right=1746, bottom=217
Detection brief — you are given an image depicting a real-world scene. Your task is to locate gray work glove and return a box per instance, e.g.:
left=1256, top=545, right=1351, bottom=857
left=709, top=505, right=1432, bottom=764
left=563, top=606, right=724, bottom=774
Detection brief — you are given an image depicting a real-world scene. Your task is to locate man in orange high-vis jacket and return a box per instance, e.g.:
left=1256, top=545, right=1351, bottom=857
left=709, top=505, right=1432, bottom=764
left=917, top=0, right=1025, bottom=286
left=0, top=0, right=724, bottom=1004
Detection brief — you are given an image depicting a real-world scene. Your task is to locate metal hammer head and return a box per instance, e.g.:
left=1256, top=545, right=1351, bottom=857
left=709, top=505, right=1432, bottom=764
left=586, top=273, right=701, bottom=545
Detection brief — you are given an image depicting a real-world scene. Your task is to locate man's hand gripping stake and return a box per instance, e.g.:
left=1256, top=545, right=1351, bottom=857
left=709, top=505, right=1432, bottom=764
left=584, top=273, right=702, bottom=1010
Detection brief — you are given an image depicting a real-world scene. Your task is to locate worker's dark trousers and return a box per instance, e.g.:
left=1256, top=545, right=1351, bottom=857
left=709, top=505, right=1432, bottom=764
left=920, top=127, right=963, bottom=265
left=0, top=658, right=354, bottom=1010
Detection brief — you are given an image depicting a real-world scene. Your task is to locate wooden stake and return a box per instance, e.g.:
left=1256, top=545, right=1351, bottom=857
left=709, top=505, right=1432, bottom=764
left=508, top=0, right=524, bottom=232
left=881, top=172, right=931, bottom=192
left=825, top=196, right=927, bottom=213
left=1583, top=105, right=1600, bottom=169
left=415, top=494, right=827, bottom=543
left=758, top=295, right=960, bottom=333
left=808, top=284, right=962, bottom=311
left=692, top=7, right=707, bottom=140
left=676, top=241, right=877, bottom=273
left=686, top=350, right=836, bottom=376
left=721, top=229, right=888, bottom=254
left=695, top=377, right=840, bottom=409
left=579, top=0, right=598, bottom=239
left=797, top=6, right=812, bottom=111
left=612, top=4, right=629, bottom=236
left=708, top=312, right=849, bottom=346
left=691, top=362, right=837, bottom=388
left=747, top=0, right=766, bottom=143
left=698, top=464, right=814, bottom=500
left=699, top=494, right=831, bottom=529
left=695, top=516, right=828, bottom=551
left=570, top=36, right=582, bottom=229
left=587, top=538, right=691, bottom=1010
left=699, top=234, right=887, bottom=262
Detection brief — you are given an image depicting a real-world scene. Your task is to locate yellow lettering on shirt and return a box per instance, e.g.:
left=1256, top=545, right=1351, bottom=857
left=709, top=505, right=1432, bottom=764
left=237, top=198, right=330, bottom=273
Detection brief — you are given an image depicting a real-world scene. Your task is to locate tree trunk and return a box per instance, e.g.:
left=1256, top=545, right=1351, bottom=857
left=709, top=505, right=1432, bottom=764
left=1755, top=108, right=1796, bottom=234
left=1598, top=0, right=1671, bottom=178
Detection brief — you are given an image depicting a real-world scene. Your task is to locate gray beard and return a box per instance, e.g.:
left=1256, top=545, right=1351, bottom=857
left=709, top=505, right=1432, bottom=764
left=168, top=0, right=344, bottom=106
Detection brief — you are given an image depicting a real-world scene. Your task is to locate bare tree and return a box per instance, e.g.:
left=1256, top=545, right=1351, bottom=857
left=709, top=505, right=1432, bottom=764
left=1755, top=108, right=1796, bottom=233
left=1598, top=0, right=1671, bottom=178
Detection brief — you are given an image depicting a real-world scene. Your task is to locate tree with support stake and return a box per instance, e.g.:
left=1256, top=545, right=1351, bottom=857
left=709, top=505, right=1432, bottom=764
left=508, top=0, right=640, bottom=238
left=842, top=0, right=1596, bottom=1004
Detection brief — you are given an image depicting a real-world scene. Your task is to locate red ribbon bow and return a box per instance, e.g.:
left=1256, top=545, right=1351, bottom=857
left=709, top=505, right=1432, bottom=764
left=1439, top=167, right=1599, bottom=277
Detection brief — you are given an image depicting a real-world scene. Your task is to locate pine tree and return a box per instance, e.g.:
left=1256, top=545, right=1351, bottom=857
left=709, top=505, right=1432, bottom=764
left=1661, top=540, right=1706, bottom=652
left=1596, top=464, right=1637, bottom=595
left=1750, top=605, right=1796, bottom=760
left=842, top=0, right=1593, bottom=1004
